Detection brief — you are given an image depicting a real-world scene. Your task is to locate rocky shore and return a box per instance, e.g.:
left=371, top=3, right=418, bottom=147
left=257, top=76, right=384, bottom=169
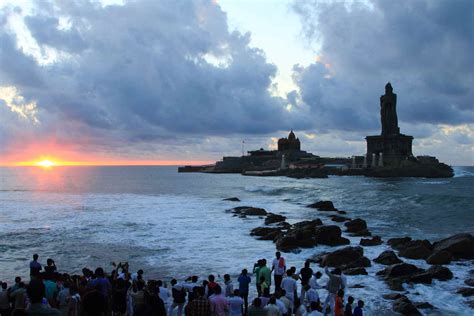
left=224, top=197, right=474, bottom=315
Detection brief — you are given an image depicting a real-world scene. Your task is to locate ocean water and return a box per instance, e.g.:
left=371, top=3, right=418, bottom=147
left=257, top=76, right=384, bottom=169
left=0, top=166, right=473, bottom=315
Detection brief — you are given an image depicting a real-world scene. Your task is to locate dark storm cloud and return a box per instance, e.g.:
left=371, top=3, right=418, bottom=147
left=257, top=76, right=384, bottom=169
left=0, top=0, right=310, bottom=146
left=292, top=0, right=474, bottom=134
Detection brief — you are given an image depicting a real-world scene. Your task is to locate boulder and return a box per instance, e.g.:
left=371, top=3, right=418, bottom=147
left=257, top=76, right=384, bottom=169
left=307, top=200, right=336, bottom=211
left=343, top=267, right=368, bottom=275
left=387, top=237, right=412, bottom=250
left=232, top=206, right=267, bottom=216
left=465, top=279, right=474, bottom=287
left=386, top=279, right=404, bottom=291
left=427, top=265, right=453, bottom=281
left=250, top=227, right=283, bottom=241
left=377, top=263, right=422, bottom=279
left=277, top=222, right=292, bottom=229
left=409, top=272, right=432, bottom=284
left=330, top=215, right=351, bottom=223
left=264, top=213, right=287, bottom=225
left=292, top=219, right=323, bottom=229
left=399, top=240, right=433, bottom=260
left=321, top=246, right=363, bottom=267
left=392, top=296, right=421, bottom=315
left=360, top=236, right=383, bottom=246
left=344, top=218, right=367, bottom=233
left=457, top=287, right=474, bottom=297
left=432, top=233, right=474, bottom=259
left=275, top=235, right=301, bottom=252
left=382, top=293, right=403, bottom=300
left=314, top=225, right=350, bottom=246
left=351, top=229, right=372, bottom=237
left=223, top=197, right=240, bottom=202
left=373, top=251, right=403, bottom=265
left=426, top=250, right=452, bottom=265
left=414, top=302, right=434, bottom=309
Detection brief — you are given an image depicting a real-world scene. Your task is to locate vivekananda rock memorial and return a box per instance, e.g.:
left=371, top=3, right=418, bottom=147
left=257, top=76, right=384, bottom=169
left=179, top=83, right=453, bottom=178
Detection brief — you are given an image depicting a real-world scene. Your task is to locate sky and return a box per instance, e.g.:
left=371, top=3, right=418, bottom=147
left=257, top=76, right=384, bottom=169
left=0, top=0, right=473, bottom=166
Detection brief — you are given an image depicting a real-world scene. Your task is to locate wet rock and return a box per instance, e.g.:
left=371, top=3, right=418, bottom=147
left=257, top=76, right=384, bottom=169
left=350, top=229, right=372, bottom=237
left=427, top=265, right=453, bottom=281
left=377, top=263, right=422, bottom=279
left=392, top=296, right=421, bottom=315
left=314, top=225, right=350, bottom=246
left=467, top=300, right=474, bottom=309
left=232, top=206, right=267, bottom=216
left=330, top=215, right=351, bottom=223
left=264, top=213, right=287, bottom=225
left=250, top=227, right=283, bottom=241
left=426, top=250, right=452, bottom=265
left=457, top=287, right=474, bottom=297
left=432, top=233, right=474, bottom=259
left=414, top=302, right=434, bottom=309
left=308, top=252, right=329, bottom=264
left=373, top=251, right=403, bottom=265
left=382, top=293, right=402, bottom=300
left=465, top=279, right=474, bottom=286
left=387, top=279, right=404, bottom=291
left=320, top=246, right=364, bottom=267
left=398, top=240, right=433, bottom=260
left=292, top=219, right=323, bottom=229
left=344, top=218, right=367, bottom=233
left=277, top=222, right=292, bottom=229
left=387, top=237, right=412, bottom=250
left=338, top=210, right=347, bottom=214
left=343, top=267, right=368, bottom=275
left=360, top=236, right=383, bottom=246
left=223, top=197, right=240, bottom=202
left=409, top=272, right=432, bottom=284
left=307, top=200, right=336, bottom=211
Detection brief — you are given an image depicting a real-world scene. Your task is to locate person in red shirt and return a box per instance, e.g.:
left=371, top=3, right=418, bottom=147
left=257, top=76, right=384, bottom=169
left=334, top=289, right=345, bottom=316
left=207, top=275, right=218, bottom=297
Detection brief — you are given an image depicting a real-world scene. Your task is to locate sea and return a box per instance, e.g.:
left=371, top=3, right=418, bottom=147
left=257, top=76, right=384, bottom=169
left=1, top=166, right=473, bottom=315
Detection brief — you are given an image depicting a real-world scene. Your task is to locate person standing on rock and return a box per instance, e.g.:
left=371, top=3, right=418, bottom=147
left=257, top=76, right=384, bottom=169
left=272, top=252, right=286, bottom=292
left=322, top=267, right=343, bottom=316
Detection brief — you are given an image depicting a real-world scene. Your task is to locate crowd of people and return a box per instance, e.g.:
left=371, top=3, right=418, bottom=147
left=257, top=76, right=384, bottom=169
left=0, top=252, right=365, bottom=316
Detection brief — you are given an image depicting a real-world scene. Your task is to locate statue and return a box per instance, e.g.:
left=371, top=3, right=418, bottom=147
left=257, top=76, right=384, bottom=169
left=380, top=82, right=400, bottom=135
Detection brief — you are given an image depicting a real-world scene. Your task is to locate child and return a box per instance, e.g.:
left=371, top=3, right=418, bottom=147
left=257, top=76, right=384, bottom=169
left=259, top=276, right=268, bottom=295
left=353, top=300, right=364, bottom=316
left=334, top=289, right=344, bottom=316
left=344, top=296, right=354, bottom=316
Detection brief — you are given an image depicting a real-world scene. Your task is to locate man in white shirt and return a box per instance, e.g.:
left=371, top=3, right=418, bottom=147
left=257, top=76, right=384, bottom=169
left=272, top=252, right=286, bottom=292
left=227, top=289, right=244, bottom=316
left=309, top=271, right=324, bottom=290
left=264, top=297, right=282, bottom=316
left=280, top=270, right=297, bottom=306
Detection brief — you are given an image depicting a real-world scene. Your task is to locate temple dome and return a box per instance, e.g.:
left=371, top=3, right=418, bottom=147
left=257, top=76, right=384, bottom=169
left=288, top=130, right=296, bottom=140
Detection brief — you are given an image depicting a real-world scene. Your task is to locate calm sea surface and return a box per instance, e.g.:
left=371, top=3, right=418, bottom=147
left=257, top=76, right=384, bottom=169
left=1, top=166, right=473, bottom=315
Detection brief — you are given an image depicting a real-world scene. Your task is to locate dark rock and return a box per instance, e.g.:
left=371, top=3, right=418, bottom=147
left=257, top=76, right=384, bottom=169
left=337, top=210, right=347, bottom=214
left=232, top=207, right=267, bottom=216
left=292, top=219, right=323, bottom=229
left=344, top=218, right=367, bottom=233
left=467, top=300, right=474, bottom=309
left=360, top=236, right=383, bottom=246
left=432, top=233, right=474, bottom=259
left=393, top=296, right=421, bottom=315
left=314, top=225, right=350, bottom=246
left=307, top=200, right=336, bottom=211
left=387, top=279, right=404, bottom=291
left=399, top=240, right=433, bottom=260
left=426, top=250, right=452, bottom=265
left=223, top=197, right=240, bottom=202
left=470, top=269, right=474, bottom=275
left=377, top=263, right=422, bottom=279
left=349, top=284, right=364, bottom=289
left=250, top=227, right=283, bottom=241
left=275, top=235, right=302, bottom=252
left=409, top=272, right=432, bottom=284
left=465, top=279, right=474, bottom=286
left=343, top=257, right=371, bottom=269
left=321, top=246, right=363, bottom=267
left=308, top=252, right=329, bottom=264
left=350, top=229, right=372, bottom=237
left=426, top=265, right=453, bottom=281
left=457, top=287, right=474, bottom=297
left=382, top=293, right=402, bottom=300
left=343, top=267, right=368, bottom=275
left=414, top=302, right=434, bottom=309
left=387, top=237, right=412, bottom=250
left=330, top=215, right=351, bottom=223
left=264, top=213, right=287, bottom=225
left=374, top=251, right=403, bottom=265
left=277, top=222, right=292, bottom=229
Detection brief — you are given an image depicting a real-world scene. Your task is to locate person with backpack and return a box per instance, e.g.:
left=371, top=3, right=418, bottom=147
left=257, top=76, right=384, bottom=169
left=169, top=279, right=186, bottom=316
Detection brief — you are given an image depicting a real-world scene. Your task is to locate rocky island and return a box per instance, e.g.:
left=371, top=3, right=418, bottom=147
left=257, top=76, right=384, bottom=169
left=179, top=83, right=454, bottom=178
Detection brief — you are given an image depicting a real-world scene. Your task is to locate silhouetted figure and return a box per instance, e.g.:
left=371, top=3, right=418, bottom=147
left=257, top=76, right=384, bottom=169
left=25, top=280, right=60, bottom=316
left=380, top=83, right=400, bottom=136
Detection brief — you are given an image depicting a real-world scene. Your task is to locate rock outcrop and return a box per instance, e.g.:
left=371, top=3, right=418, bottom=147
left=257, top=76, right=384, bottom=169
left=223, top=197, right=240, bottom=202
left=392, top=296, right=421, bottom=315
left=250, top=227, right=283, bottom=241
left=360, top=236, right=382, bottom=246
left=432, top=233, right=474, bottom=259
left=344, top=219, right=371, bottom=236
left=264, top=213, right=287, bottom=225
left=307, top=200, right=337, bottom=211
left=373, top=251, right=403, bottom=265
left=231, top=206, right=267, bottom=216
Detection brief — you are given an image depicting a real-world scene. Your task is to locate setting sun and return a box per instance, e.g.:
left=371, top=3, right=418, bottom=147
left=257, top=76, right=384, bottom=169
left=35, top=159, right=56, bottom=168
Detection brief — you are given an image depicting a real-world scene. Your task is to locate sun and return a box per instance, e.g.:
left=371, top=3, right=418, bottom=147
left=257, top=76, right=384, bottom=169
left=35, top=159, right=56, bottom=168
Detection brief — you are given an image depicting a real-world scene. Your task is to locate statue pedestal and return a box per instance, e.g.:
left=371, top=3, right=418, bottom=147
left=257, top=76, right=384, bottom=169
left=366, top=134, right=413, bottom=166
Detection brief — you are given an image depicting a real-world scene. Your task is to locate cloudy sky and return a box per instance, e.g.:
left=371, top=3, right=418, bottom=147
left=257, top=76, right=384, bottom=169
left=0, top=0, right=472, bottom=165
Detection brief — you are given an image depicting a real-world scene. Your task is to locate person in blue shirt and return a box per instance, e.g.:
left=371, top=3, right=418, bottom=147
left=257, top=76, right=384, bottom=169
left=29, top=254, right=42, bottom=279
left=353, top=300, right=364, bottom=316
left=237, top=269, right=251, bottom=314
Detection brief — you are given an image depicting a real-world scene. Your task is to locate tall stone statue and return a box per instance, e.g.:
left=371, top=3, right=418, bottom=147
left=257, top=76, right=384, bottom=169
left=380, top=82, right=400, bottom=135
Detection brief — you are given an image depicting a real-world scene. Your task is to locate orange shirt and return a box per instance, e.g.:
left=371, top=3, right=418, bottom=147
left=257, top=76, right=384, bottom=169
left=335, top=296, right=344, bottom=316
